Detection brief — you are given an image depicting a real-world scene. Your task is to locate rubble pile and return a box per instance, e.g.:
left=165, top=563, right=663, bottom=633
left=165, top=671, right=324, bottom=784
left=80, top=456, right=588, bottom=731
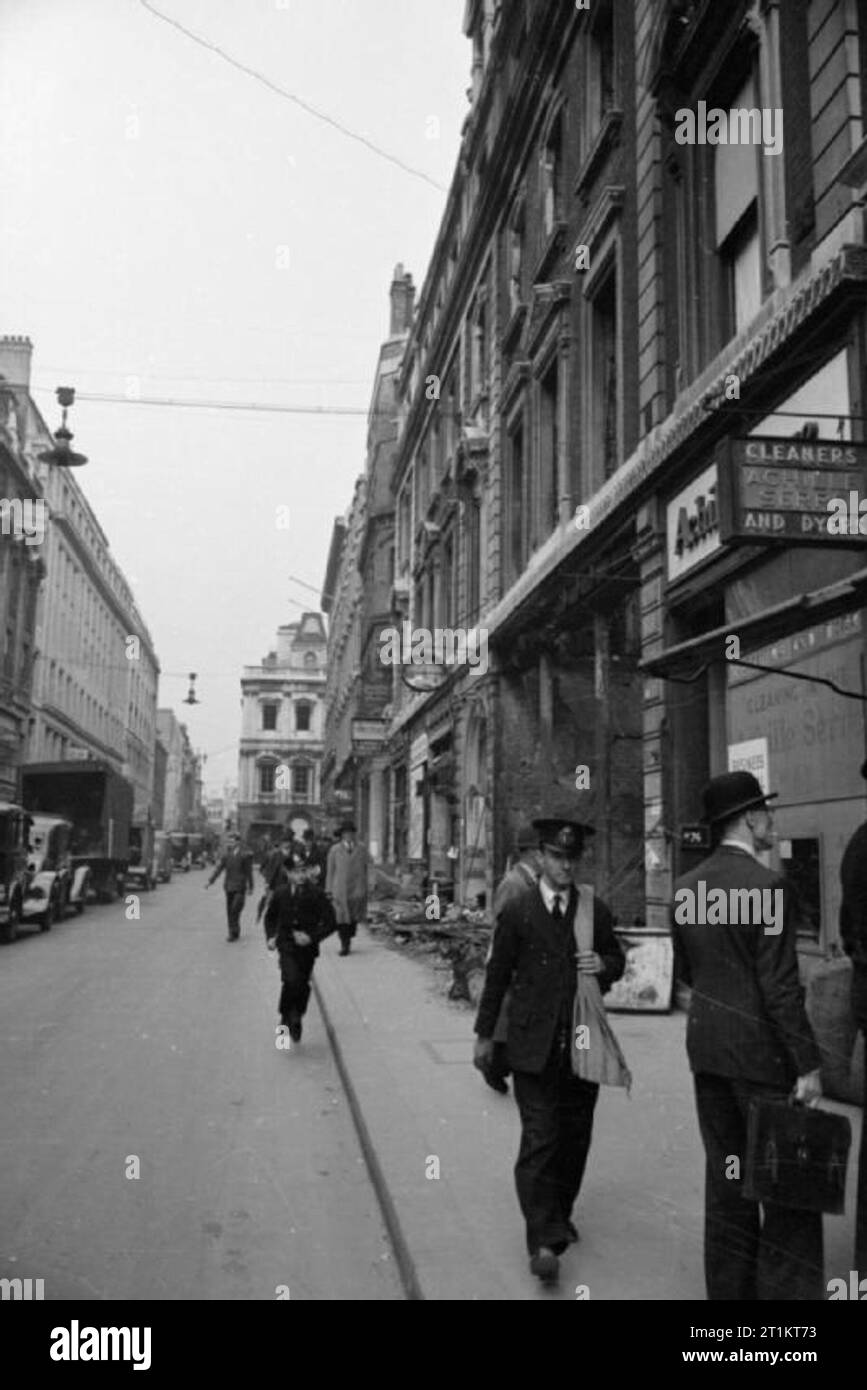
left=366, top=898, right=492, bottom=1002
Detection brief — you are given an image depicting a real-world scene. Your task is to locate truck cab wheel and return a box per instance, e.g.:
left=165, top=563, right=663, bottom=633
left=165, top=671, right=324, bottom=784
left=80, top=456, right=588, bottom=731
left=2, top=899, right=21, bottom=944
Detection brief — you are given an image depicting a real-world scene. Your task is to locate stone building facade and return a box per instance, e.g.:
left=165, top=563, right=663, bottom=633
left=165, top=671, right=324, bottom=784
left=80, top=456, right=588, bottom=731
left=321, top=266, right=415, bottom=858
left=0, top=337, right=45, bottom=800
left=237, top=612, right=327, bottom=847
left=328, top=0, right=867, bottom=1013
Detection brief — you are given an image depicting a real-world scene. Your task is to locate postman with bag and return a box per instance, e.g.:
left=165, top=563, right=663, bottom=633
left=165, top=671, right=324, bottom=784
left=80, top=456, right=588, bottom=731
left=474, top=817, right=627, bottom=1286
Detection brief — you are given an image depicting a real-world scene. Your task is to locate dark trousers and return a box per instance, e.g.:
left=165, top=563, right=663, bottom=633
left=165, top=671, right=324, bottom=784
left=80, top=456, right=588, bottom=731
left=225, top=890, right=246, bottom=938
left=277, top=946, right=316, bottom=1023
left=853, top=971, right=867, bottom=1271
left=693, top=1073, right=824, bottom=1300
left=338, top=922, right=356, bottom=951
left=512, top=1044, right=599, bottom=1255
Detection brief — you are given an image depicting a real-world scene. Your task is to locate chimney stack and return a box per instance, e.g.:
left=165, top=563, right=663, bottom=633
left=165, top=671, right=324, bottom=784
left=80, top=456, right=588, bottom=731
left=0, top=335, right=33, bottom=390
left=389, top=264, right=415, bottom=337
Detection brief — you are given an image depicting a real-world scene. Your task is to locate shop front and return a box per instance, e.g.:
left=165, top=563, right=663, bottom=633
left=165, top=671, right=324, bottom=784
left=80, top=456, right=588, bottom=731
left=643, top=349, right=867, bottom=1098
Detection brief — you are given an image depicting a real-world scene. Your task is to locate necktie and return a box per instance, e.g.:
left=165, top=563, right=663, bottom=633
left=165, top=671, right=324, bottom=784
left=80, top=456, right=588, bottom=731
left=551, top=895, right=563, bottom=921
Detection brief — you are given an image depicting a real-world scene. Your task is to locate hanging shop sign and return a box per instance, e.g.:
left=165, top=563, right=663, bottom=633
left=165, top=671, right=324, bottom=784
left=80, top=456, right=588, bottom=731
left=717, top=436, right=867, bottom=544
left=666, top=463, right=722, bottom=582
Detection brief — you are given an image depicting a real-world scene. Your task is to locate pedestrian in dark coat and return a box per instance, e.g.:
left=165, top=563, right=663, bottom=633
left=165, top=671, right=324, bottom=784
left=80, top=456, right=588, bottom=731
left=480, top=827, right=541, bottom=1095
left=474, top=817, right=625, bottom=1285
left=265, top=861, right=337, bottom=1041
left=325, top=820, right=370, bottom=956
left=205, top=833, right=254, bottom=941
left=672, top=771, right=823, bottom=1302
left=839, top=756, right=867, bottom=1272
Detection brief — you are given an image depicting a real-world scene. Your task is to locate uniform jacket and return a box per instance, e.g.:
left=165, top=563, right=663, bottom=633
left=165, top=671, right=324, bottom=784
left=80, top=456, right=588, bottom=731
left=475, top=882, right=625, bottom=1074
left=209, top=847, right=254, bottom=894
left=264, top=880, right=336, bottom=956
left=672, top=844, right=820, bottom=1087
left=325, top=840, right=370, bottom=926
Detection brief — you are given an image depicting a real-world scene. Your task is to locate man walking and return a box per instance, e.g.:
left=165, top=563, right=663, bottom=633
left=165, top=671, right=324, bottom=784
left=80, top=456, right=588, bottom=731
left=672, top=771, right=824, bottom=1301
left=839, top=756, right=867, bottom=1272
left=265, top=854, right=336, bottom=1042
left=481, top=826, right=542, bottom=1095
left=205, top=832, right=254, bottom=941
left=473, top=817, right=625, bottom=1285
left=325, top=820, right=369, bottom=957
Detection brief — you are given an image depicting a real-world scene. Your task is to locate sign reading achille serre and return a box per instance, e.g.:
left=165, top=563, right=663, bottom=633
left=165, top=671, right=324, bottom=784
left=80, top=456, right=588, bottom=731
left=666, top=463, right=722, bottom=582
left=717, top=436, right=867, bottom=543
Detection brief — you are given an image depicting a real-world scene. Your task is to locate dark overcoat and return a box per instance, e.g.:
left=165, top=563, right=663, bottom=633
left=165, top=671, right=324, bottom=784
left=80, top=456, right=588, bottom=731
left=672, top=844, right=820, bottom=1088
left=474, top=883, right=625, bottom=1075
left=264, top=880, right=337, bottom=955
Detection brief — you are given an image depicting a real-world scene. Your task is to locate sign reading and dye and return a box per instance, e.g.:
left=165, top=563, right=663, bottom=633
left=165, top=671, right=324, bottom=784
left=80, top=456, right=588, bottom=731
left=717, top=436, right=867, bottom=543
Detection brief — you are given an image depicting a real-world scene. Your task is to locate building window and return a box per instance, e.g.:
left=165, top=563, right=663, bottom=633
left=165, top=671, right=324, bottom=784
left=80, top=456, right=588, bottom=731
left=303, top=651, right=317, bottom=668
left=465, top=499, right=481, bottom=627
left=507, top=417, right=527, bottom=586
left=587, top=265, right=619, bottom=483
left=292, top=764, right=311, bottom=799
left=441, top=529, right=455, bottom=627
left=295, top=702, right=311, bottom=733
left=581, top=1, right=615, bottom=163
left=541, top=111, right=563, bottom=239
left=539, top=359, right=560, bottom=537
left=508, top=199, right=525, bottom=314
left=259, top=762, right=276, bottom=795
left=714, top=74, right=763, bottom=339
left=262, top=703, right=278, bottom=731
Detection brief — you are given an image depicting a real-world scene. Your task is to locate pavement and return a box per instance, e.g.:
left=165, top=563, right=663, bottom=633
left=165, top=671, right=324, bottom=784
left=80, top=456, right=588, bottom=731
left=313, top=924, right=863, bottom=1302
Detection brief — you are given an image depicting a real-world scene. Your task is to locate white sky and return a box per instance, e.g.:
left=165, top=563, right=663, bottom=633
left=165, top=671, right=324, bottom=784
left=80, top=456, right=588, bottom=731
left=0, top=0, right=468, bottom=792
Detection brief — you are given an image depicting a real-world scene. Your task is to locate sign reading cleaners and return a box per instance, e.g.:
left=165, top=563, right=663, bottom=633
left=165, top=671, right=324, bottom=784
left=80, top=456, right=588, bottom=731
left=717, top=437, right=867, bottom=544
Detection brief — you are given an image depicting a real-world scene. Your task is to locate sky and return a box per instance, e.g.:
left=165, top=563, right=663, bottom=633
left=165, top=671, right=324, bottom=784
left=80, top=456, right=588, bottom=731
left=0, top=0, right=468, bottom=793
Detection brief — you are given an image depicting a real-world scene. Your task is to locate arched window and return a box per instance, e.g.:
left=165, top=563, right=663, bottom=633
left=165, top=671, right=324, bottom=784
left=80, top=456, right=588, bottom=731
left=292, top=763, right=312, bottom=799
left=304, top=651, right=317, bottom=668
left=258, top=759, right=278, bottom=795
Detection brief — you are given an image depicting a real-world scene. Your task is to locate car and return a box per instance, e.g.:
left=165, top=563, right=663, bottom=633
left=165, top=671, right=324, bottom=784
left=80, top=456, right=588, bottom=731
left=0, top=803, right=31, bottom=943
left=22, top=815, right=88, bottom=929
left=169, top=833, right=191, bottom=872
left=154, top=832, right=173, bottom=884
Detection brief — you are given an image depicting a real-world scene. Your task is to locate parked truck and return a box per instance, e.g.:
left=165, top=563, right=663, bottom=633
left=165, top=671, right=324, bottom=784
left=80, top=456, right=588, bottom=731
left=20, top=761, right=134, bottom=904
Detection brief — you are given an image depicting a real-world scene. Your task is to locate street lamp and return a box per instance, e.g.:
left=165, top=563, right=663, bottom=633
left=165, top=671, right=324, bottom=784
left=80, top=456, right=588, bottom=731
left=183, top=673, right=200, bottom=705
left=37, top=387, right=88, bottom=468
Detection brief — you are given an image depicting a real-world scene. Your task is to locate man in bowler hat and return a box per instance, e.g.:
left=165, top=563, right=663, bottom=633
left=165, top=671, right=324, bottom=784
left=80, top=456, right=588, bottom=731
left=672, top=771, right=823, bottom=1301
left=473, top=817, right=625, bottom=1284
left=839, top=756, right=867, bottom=1271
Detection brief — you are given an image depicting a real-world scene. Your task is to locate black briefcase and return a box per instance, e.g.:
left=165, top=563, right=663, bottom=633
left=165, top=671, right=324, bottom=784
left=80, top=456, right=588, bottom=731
left=743, top=1098, right=851, bottom=1213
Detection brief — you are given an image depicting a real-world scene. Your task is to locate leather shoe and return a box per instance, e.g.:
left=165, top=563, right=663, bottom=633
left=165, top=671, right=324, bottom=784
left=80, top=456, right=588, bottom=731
left=529, top=1247, right=559, bottom=1284
left=338, top=945, right=349, bottom=956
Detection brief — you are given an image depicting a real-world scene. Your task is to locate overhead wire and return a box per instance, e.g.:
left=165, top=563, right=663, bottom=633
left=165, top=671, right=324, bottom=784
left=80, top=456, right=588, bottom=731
left=136, top=0, right=448, bottom=193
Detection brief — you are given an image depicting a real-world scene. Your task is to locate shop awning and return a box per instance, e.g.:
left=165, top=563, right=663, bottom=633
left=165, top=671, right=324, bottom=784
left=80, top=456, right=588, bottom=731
left=641, top=564, right=867, bottom=679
